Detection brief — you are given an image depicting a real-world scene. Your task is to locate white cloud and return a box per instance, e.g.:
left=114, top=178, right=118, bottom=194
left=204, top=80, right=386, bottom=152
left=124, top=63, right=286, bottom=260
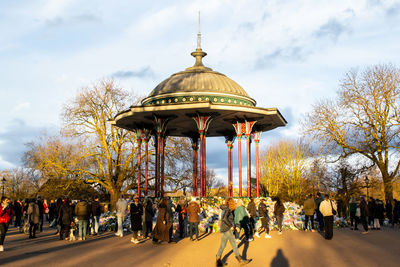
left=14, top=102, right=31, bottom=111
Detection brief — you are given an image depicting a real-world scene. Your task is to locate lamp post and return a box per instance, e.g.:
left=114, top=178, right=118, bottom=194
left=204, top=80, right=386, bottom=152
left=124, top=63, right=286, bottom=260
left=1, top=177, right=6, bottom=196
left=365, top=176, right=370, bottom=199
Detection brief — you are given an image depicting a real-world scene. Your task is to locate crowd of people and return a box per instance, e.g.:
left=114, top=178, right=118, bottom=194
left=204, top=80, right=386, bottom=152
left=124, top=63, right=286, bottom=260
left=1, top=192, right=400, bottom=265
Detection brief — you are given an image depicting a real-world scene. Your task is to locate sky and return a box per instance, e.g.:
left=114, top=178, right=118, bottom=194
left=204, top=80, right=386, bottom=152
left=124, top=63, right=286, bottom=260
left=1, top=0, right=400, bottom=184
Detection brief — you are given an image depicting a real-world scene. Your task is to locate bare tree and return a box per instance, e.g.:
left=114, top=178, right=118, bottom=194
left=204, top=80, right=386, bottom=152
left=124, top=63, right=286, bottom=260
left=303, top=64, right=400, bottom=202
left=62, top=79, right=140, bottom=209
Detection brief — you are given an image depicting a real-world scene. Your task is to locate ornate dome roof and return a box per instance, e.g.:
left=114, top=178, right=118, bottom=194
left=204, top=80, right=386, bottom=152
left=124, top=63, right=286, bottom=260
left=141, top=46, right=256, bottom=107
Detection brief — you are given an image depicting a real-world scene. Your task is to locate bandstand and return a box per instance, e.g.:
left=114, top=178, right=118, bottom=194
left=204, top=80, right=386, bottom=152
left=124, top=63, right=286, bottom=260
left=111, top=26, right=286, bottom=198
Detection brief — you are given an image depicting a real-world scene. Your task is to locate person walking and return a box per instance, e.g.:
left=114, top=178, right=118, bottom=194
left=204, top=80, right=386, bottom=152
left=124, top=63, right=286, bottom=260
left=59, top=198, right=73, bottom=240
left=176, top=197, right=187, bottom=238
left=385, top=199, right=393, bottom=225
left=0, top=196, right=14, bottom=252
left=234, top=199, right=251, bottom=241
left=187, top=197, right=200, bottom=241
left=393, top=199, right=400, bottom=227
left=255, top=198, right=271, bottom=238
left=368, top=197, right=375, bottom=228
left=130, top=196, right=143, bottom=244
left=13, top=199, right=23, bottom=232
left=36, top=196, right=44, bottom=232
left=315, top=192, right=325, bottom=231
left=153, top=198, right=172, bottom=244
left=273, top=197, right=285, bottom=235
left=349, top=197, right=358, bottom=230
left=359, top=196, right=369, bottom=234
left=91, top=196, right=102, bottom=235
left=319, top=194, right=337, bottom=240
left=115, top=195, right=128, bottom=237
left=75, top=197, right=89, bottom=240
left=303, top=194, right=316, bottom=231
left=27, top=198, right=40, bottom=239
left=144, top=198, right=155, bottom=239
left=246, top=198, right=257, bottom=239
left=216, top=198, right=250, bottom=266
left=375, top=199, right=385, bottom=229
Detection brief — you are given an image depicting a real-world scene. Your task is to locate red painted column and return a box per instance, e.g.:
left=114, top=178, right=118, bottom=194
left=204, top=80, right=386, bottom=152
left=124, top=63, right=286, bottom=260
left=199, top=134, right=204, bottom=197
left=233, top=122, right=244, bottom=197
left=161, top=136, right=166, bottom=197
left=153, top=134, right=159, bottom=197
left=157, top=135, right=161, bottom=197
left=203, top=134, right=207, bottom=196
left=191, top=139, right=199, bottom=196
left=137, top=137, right=142, bottom=196
left=244, top=120, right=257, bottom=198
left=253, top=131, right=261, bottom=197
left=144, top=138, right=149, bottom=196
left=192, top=114, right=213, bottom=198
left=226, top=139, right=234, bottom=197
left=246, top=136, right=251, bottom=197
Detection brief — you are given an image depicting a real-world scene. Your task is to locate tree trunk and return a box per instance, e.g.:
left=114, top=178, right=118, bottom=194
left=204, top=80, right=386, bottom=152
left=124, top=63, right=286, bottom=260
left=109, top=189, right=119, bottom=212
left=383, top=176, right=394, bottom=202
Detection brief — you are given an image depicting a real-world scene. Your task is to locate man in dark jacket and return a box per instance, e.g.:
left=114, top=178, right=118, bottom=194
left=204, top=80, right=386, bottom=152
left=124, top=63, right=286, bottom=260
left=315, top=192, right=324, bottom=231
left=175, top=198, right=187, bottom=238
left=75, top=197, right=89, bottom=240
left=59, top=198, right=73, bottom=240
left=216, top=198, right=250, bottom=266
left=36, top=196, right=44, bottom=232
left=91, top=196, right=102, bottom=235
left=368, top=197, right=375, bottom=228
left=130, top=196, right=143, bottom=244
left=144, top=198, right=155, bottom=239
left=359, top=197, right=369, bottom=234
left=246, top=198, right=257, bottom=240
left=256, top=198, right=271, bottom=238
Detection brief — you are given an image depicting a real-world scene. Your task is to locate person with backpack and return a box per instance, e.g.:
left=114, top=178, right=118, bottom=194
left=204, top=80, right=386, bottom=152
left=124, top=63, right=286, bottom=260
left=246, top=198, right=257, bottom=239
left=234, top=199, right=251, bottom=241
left=27, top=198, right=40, bottom=239
left=75, top=197, right=89, bottom=241
left=303, top=194, right=316, bottom=231
left=59, top=198, right=73, bottom=240
left=216, top=198, right=250, bottom=266
left=319, top=194, right=337, bottom=240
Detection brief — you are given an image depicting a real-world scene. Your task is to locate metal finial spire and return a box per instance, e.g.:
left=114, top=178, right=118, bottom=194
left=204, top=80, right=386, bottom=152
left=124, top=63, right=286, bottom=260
left=197, top=11, right=201, bottom=49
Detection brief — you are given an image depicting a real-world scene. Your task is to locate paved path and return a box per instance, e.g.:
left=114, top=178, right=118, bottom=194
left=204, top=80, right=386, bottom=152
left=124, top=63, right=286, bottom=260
left=1, top=225, right=399, bottom=267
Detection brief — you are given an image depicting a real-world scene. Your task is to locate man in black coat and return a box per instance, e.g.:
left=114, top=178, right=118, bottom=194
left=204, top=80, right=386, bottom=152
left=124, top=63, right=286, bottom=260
left=144, top=198, right=155, bottom=239
left=36, top=196, right=44, bottom=232
left=130, top=196, right=143, bottom=244
left=91, top=196, right=102, bottom=235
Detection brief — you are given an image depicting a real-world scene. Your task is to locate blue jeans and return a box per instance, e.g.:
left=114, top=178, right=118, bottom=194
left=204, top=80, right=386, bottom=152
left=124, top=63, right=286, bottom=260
left=189, top=222, right=199, bottom=239
left=79, top=220, right=88, bottom=239
left=217, top=229, right=240, bottom=257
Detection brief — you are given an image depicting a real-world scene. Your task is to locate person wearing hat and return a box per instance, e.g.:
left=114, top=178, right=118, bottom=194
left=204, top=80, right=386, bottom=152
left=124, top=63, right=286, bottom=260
left=130, top=195, right=143, bottom=244
left=187, top=197, right=200, bottom=241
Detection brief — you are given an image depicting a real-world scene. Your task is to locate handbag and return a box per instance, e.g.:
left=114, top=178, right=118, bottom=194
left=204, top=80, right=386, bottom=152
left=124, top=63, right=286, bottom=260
left=330, top=200, right=337, bottom=216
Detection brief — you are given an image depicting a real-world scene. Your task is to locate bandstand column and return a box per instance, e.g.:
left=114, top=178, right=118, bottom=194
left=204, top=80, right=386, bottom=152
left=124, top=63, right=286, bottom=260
left=143, top=130, right=150, bottom=196
left=232, top=122, right=244, bottom=197
left=161, top=135, right=167, bottom=197
left=244, top=120, right=257, bottom=197
left=225, top=136, right=235, bottom=197
left=253, top=131, right=262, bottom=197
left=135, top=129, right=144, bottom=196
left=153, top=116, right=169, bottom=197
left=191, top=138, right=199, bottom=196
left=192, top=115, right=213, bottom=197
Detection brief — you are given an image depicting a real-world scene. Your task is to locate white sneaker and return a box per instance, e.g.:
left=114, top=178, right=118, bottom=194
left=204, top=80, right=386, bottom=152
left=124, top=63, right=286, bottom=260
left=255, top=232, right=260, bottom=238
left=265, top=234, right=272, bottom=239
left=0, top=245, right=3, bottom=251
left=248, top=238, right=254, bottom=242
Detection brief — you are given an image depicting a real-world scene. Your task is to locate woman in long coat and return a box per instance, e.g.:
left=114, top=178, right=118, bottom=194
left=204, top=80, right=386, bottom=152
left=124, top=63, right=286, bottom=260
left=152, top=198, right=172, bottom=244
